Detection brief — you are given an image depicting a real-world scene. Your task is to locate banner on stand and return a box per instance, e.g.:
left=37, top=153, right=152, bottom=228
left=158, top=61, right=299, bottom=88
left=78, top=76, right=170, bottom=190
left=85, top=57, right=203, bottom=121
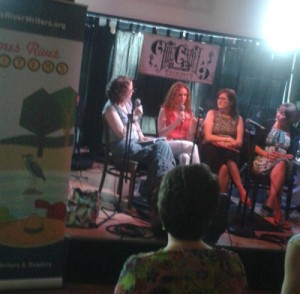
left=0, top=0, right=86, bottom=290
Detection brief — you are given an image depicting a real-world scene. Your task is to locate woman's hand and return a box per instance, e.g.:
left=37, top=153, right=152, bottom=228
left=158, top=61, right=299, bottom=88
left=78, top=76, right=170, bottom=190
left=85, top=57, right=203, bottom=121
left=269, top=151, right=293, bottom=161
left=218, top=136, right=238, bottom=148
left=134, top=105, right=143, bottom=118
left=224, top=136, right=235, bottom=145
left=286, top=154, right=294, bottom=160
left=212, top=140, right=240, bottom=153
left=177, top=111, right=185, bottom=125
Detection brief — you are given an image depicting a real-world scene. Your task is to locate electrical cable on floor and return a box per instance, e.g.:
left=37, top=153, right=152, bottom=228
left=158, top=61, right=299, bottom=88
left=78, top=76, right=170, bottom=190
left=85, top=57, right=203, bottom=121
left=106, top=223, right=154, bottom=239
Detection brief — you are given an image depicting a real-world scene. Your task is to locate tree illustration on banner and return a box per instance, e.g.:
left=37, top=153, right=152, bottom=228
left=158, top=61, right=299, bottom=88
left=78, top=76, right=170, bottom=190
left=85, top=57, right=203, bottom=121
left=19, top=87, right=77, bottom=157
left=51, top=87, right=77, bottom=147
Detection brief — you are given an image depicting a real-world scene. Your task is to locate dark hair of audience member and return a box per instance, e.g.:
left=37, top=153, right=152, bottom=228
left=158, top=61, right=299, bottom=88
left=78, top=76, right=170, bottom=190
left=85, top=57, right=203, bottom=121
left=157, top=164, right=220, bottom=241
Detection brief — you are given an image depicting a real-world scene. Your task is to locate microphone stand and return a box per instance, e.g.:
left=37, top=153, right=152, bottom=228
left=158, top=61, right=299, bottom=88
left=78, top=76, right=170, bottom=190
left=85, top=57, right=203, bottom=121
left=189, top=109, right=203, bottom=165
left=116, top=103, right=134, bottom=210
left=227, top=127, right=256, bottom=238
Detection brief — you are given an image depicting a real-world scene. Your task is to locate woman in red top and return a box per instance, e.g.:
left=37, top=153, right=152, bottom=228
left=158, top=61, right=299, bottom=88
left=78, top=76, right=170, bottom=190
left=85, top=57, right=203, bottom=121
left=157, top=81, right=200, bottom=165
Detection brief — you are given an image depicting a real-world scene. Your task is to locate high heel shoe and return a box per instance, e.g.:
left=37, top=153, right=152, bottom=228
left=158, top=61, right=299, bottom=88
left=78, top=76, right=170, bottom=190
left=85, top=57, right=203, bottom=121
left=274, top=219, right=291, bottom=230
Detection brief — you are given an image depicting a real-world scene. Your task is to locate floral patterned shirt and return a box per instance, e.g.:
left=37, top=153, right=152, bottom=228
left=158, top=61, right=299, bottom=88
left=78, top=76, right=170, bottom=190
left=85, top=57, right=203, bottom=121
left=114, top=248, right=247, bottom=294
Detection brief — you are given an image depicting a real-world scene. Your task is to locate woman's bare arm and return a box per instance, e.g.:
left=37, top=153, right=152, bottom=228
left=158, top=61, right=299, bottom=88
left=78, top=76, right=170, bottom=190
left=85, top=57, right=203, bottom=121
left=157, top=108, right=181, bottom=137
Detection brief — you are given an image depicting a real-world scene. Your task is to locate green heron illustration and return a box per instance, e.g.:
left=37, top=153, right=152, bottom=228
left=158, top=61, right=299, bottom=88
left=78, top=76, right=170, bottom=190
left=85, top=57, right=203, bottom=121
left=22, top=153, right=46, bottom=193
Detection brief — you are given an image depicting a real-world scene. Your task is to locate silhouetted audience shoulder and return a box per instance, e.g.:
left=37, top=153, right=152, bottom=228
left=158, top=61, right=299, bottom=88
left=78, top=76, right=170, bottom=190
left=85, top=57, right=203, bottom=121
left=114, top=164, right=247, bottom=293
left=281, top=234, right=300, bottom=294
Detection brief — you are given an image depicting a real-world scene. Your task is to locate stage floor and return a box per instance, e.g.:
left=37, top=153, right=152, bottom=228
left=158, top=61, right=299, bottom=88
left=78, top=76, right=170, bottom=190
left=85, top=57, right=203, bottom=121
left=68, top=165, right=300, bottom=251
left=64, top=164, right=300, bottom=292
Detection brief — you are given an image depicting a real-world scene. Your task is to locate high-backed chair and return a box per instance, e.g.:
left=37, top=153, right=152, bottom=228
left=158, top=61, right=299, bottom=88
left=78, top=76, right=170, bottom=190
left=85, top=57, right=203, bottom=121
left=99, top=119, right=147, bottom=209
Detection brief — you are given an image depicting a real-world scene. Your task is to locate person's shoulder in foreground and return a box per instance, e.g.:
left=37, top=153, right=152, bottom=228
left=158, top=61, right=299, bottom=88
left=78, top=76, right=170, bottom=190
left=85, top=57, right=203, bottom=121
left=114, top=164, right=247, bottom=294
left=281, top=234, right=300, bottom=294
left=115, top=246, right=246, bottom=293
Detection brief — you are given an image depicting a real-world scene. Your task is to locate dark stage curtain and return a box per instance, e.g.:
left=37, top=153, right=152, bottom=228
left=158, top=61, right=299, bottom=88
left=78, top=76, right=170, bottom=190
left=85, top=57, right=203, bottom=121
left=77, top=17, right=115, bottom=156
left=78, top=14, right=294, bottom=158
left=219, top=42, right=294, bottom=121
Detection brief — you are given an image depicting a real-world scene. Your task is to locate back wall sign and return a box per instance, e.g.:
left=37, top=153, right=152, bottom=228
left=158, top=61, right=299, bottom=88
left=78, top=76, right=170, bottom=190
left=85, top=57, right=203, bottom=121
left=139, top=34, right=220, bottom=84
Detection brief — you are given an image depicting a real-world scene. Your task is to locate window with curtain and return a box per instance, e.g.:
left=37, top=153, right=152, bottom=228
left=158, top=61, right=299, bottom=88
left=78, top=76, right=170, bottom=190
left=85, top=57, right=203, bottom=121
left=110, top=30, right=144, bottom=79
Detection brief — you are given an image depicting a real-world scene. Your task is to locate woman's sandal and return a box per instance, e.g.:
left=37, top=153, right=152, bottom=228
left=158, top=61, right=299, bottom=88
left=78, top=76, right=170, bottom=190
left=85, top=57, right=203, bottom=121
left=274, top=219, right=291, bottom=230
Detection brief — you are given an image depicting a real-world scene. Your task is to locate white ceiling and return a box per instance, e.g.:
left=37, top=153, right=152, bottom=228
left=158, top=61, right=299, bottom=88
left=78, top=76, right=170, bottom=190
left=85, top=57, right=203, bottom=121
left=75, top=0, right=269, bottom=40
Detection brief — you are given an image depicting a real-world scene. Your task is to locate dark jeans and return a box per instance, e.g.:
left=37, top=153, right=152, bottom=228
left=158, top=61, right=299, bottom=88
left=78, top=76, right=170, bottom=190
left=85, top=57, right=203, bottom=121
left=111, top=139, right=176, bottom=197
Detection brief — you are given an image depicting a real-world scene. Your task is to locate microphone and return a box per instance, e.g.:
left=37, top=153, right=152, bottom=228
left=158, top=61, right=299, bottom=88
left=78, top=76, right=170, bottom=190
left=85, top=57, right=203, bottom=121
left=198, top=106, right=204, bottom=117
left=180, top=104, right=185, bottom=124
left=134, top=98, right=141, bottom=108
left=246, top=118, right=265, bottom=130
left=133, top=98, right=143, bottom=118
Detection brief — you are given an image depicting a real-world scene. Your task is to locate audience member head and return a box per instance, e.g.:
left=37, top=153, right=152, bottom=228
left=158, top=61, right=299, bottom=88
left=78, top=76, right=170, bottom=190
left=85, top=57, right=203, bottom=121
left=216, top=88, right=238, bottom=117
left=277, top=102, right=299, bottom=126
left=106, top=76, right=133, bottom=104
left=157, top=164, right=220, bottom=241
left=163, top=81, right=192, bottom=112
left=281, top=234, right=300, bottom=294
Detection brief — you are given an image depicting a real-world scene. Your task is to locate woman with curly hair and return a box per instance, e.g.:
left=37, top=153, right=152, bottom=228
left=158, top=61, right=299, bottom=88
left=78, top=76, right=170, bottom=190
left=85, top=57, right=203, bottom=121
left=157, top=81, right=200, bottom=165
left=102, top=75, right=175, bottom=201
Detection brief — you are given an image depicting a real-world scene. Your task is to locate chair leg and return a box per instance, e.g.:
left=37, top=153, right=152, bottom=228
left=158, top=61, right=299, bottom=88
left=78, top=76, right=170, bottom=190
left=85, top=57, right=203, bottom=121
left=285, top=188, right=293, bottom=220
left=127, top=163, right=138, bottom=210
left=250, top=181, right=259, bottom=215
left=99, top=161, right=108, bottom=193
left=228, top=180, right=233, bottom=202
left=117, top=171, right=124, bottom=199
